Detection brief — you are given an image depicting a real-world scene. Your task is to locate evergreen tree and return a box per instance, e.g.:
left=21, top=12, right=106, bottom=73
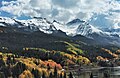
left=42, top=71, right=46, bottom=78
left=12, top=55, right=16, bottom=64
left=63, top=72, right=67, bottom=78
left=47, top=64, right=50, bottom=71
left=0, top=72, right=5, bottom=78
left=54, top=66, right=58, bottom=78
left=34, top=59, right=40, bottom=65
left=0, top=58, right=5, bottom=68
left=12, top=62, right=27, bottom=78
left=32, top=68, right=41, bottom=78
left=104, top=71, right=109, bottom=78
left=49, top=72, right=53, bottom=78
left=1, top=66, right=11, bottom=78
left=90, top=73, right=93, bottom=78
left=60, top=72, right=63, bottom=78
left=6, top=56, right=11, bottom=65
left=69, top=72, right=73, bottom=78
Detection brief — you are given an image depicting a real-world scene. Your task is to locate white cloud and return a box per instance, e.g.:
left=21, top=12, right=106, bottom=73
left=79, top=0, right=111, bottom=13
left=0, top=0, right=120, bottom=28
left=53, top=9, right=73, bottom=23
left=29, top=0, right=51, bottom=9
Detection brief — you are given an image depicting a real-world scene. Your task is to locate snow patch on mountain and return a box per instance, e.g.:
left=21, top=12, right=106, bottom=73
left=0, top=16, right=119, bottom=39
left=0, top=17, right=16, bottom=26
left=66, top=18, right=105, bottom=37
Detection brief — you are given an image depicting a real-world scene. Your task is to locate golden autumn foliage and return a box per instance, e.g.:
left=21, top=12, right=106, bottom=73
left=59, top=51, right=90, bottom=65
left=97, top=56, right=108, bottom=61
left=40, top=60, right=62, bottom=70
left=22, top=47, right=91, bottom=66
left=116, top=49, right=120, bottom=54
left=19, top=70, right=33, bottom=78
left=101, top=48, right=118, bottom=58
left=0, top=52, right=64, bottom=78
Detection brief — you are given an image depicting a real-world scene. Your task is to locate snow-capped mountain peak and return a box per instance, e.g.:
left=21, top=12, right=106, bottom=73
left=0, top=17, right=58, bottom=34
left=65, top=18, right=104, bottom=37
left=66, top=18, right=85, bottom=26
left=0, top=16, right=120, bottom=39
left=0, top=16, right=120, bottom=47
left=0, top=17, right=17, bottom=27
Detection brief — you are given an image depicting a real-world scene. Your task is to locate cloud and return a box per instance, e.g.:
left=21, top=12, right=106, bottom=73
left=51, top=9, right=59, bottom=17
left=29, top=0, right=51, bottom=9
left=0, top=0, right=120, bottom=28
left=76, top=12, right=93, bottom=21
left=51, top=0, right=79, bottom=8
left=53, top=10, right=73, bottom=23
left=90, top=14, right=114, bottom=28
left=79, top=0, right=111, bottom=13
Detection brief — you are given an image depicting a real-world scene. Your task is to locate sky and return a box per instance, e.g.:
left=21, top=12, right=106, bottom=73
left=0, top=0, right=120, bottom=28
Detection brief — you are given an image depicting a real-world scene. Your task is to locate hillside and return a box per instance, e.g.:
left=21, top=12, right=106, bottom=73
left=0, top=26, right=119, bottom=64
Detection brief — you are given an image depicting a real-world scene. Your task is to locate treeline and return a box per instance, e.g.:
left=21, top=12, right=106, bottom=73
left=21, top=48, right=90, bottom=66
left=0, top=53, right=71, bottom=78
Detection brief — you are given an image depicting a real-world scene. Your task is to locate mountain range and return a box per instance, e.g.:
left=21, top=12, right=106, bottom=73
left=0, top=16, right=120, bottom=47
